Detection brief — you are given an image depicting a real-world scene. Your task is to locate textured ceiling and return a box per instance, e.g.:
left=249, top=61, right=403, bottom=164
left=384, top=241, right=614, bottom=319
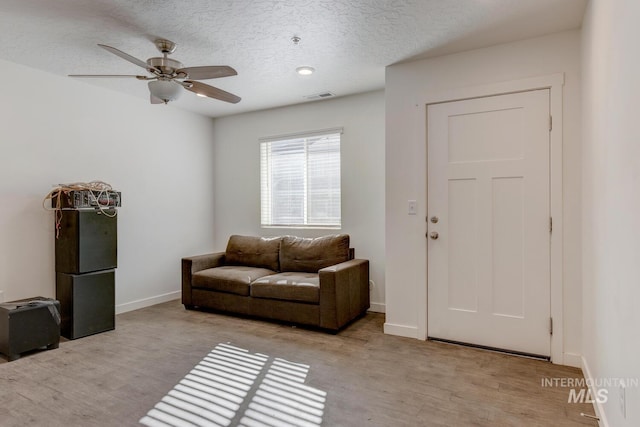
left=0, top=0, right=587, bottom=118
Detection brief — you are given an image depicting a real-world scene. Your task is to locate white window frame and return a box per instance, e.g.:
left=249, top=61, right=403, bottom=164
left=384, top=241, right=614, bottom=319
left=260, top=128, right=343, bottom=229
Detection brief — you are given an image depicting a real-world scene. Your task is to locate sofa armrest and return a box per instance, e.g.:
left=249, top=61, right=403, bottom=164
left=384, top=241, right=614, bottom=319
left=181, top=252, right=225, bottom=306
left=318, top=258, right=370, bottom=330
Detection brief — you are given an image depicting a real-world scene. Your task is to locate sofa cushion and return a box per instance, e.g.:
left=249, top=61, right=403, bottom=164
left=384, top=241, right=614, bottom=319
left=280, top=234, right=350, bottom=273
left=250, top=272, right=320, bottom=303
left=192, top=266, right=276, bottom=296
left=225, top=235, right=281, bottom=271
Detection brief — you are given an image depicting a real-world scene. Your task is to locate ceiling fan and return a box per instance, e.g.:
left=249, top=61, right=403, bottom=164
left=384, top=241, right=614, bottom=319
left=69, top=38, right=241, bottom=105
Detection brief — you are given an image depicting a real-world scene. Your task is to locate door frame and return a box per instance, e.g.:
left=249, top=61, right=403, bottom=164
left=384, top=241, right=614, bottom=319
left=418, top=73, right=564, bottom=364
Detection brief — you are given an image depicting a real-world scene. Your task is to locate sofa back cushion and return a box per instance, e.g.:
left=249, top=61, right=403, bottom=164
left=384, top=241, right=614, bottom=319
left=225, top=235, right=281, bottom=271
left=280, top=234, right=350, bottom=273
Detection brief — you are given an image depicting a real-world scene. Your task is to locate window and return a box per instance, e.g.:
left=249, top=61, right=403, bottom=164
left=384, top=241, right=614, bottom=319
left=260, top=129, right=342, bottom=228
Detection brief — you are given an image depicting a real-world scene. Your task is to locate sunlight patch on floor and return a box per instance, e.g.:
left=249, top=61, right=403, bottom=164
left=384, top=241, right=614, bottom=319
left=139, top=343, right=326, bottom=427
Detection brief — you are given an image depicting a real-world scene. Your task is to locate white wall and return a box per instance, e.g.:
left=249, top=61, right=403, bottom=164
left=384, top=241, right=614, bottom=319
left=385, top=30, right=582, bottom=364
left=582, top=1, right=640, bottom=425
left=0, top=59, right=216, bottom=312
left=211, top=91, right=386, bottom=311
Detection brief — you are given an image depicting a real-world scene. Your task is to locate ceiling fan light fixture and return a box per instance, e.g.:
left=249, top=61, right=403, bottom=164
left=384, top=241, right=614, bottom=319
left=296, top=66, right=315, bottom=76
left=196, top=92, right=207, bottom=98
left=148, top=79, right=182, bottom=103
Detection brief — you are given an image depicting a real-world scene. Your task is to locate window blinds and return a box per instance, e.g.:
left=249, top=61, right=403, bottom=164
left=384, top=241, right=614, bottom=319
left=260, top=130, right=341, bottom=228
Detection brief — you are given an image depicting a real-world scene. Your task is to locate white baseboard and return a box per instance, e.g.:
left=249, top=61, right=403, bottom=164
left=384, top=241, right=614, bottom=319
left=384, top=322, right=418, bottom=339
left=115, top=291, right=181, bottom=315
left=582, top=355, right=609, bottom=427
left=116, top=293, right=385, bottom=315
left=563, top=352, right=582, bottom=368
left=368, top=302, right=386, bottom=313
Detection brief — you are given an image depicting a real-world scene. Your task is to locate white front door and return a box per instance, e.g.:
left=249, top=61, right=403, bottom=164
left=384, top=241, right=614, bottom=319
left=427, top=89, right=551, bottom=357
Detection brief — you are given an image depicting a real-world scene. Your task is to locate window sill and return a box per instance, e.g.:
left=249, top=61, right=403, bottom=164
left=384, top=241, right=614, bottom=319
left=261, top=225, right=341, bottom=230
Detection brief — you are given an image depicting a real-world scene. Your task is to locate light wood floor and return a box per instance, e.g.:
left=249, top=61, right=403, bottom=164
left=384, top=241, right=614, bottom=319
left=0, top=300, right=596, bottom=426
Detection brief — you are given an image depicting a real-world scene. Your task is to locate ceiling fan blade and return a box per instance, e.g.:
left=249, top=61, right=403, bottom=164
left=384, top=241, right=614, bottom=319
left=184, top=80, right=241, bottom=104
left=69, top=74, right=150, bottom=79
left=177, top=66, right=237, bottom=80
left=98, top=44, right=160, bottom=73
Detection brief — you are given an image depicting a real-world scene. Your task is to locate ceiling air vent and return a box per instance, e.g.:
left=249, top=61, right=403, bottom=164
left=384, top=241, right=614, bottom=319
left=304, top=92, right=335, bottom=100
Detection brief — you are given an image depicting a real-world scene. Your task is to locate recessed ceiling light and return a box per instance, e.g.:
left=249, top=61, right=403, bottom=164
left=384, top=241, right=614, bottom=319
left=296, top=66, right=315, bottom=76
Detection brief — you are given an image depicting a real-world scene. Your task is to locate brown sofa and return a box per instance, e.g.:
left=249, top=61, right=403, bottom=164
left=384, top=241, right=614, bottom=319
left=182, top=234, right=370, bottom=331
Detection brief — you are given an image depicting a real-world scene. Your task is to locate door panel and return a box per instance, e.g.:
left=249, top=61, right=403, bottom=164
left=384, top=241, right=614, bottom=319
left=491, top=176, right=524, bottom=318
left=448, top=108, right=524, bottom=162
left=427, top=89, right=550, bottom=357
left=447, top=178, right=478, bottom=312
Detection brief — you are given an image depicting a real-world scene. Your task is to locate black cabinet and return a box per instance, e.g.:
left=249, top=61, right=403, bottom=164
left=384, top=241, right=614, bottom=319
left=56, top=271, right=115, bottom=339
left=55, top=209, right=117, bottom=339
left=55, top=209, right=117, bottom=274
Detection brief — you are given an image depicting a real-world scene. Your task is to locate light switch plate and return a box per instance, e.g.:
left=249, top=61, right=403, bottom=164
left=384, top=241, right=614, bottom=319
left=0, top=290, right=4, bottom=303
left=408, top=200, right=417, bottom=215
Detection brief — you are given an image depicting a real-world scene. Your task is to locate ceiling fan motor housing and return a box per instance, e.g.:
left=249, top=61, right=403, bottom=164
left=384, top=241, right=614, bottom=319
left=147, top=57, right=183, bottom=76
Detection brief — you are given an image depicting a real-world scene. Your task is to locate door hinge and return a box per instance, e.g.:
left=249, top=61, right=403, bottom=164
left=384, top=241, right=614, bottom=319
left=550, top=317, right=553, bottom=335
left=549, top=217, right=553, bottom=233
left=549, top=115, right=553, bottom=131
